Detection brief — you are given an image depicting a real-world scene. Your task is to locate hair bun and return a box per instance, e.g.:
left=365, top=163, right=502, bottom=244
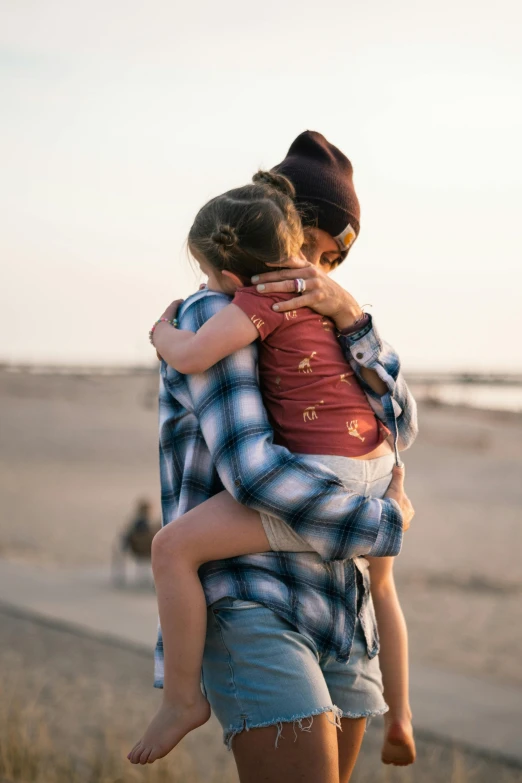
left=252, top=170, right=296, bottom=199
left=211, top=225, right=238, bottom=248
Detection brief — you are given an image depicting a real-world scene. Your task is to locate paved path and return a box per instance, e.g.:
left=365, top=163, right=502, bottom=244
left=1, top=558, right=521, bottom=765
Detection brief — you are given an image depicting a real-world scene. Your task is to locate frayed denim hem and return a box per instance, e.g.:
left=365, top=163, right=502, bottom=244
left=341, top=703, right=389, bottom=729
left=223, top=705, right=344, bottom=751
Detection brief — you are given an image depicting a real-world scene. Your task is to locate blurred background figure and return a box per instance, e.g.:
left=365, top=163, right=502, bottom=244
left=112, top=498, right=160, bottom=587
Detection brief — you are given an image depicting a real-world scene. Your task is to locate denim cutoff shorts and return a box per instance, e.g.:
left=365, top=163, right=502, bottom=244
left=201, top=598, right=388, bottom=749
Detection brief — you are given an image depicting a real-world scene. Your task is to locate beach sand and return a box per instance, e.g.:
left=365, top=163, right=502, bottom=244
left=1, top=368, right=521, bottom=687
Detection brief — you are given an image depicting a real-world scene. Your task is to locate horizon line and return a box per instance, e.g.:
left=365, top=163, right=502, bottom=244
left=1, top=361, right=522, bottom=384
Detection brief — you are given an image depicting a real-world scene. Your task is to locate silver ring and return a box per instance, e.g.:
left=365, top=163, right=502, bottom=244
left=295, top=278, right=306, bottom=294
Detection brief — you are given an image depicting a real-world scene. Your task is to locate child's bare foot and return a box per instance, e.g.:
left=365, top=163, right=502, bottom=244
left=128, top=694, right=211, bottom=765
left=381, top=714, right=416, bottom=766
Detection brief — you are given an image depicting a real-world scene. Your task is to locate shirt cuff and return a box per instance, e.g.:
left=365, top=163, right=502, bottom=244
left=337, top=314, right=383, bottom=366
left=369, top=498, right=403, bottom=557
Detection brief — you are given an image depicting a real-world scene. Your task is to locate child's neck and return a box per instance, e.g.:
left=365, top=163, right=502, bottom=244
left=205, top=270, right=238, bottom=296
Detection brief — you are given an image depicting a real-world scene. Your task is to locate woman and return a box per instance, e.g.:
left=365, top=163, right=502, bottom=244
left=152, top=132, right=417, bottom=782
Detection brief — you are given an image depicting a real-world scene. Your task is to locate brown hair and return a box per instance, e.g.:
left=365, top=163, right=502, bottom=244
left=188, top=171, right=304, bottom=281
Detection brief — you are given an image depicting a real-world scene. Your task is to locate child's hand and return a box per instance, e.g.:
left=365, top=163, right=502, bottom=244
left=384, top=465, right=415, bottom=531
left=153, top=300, right=183, bottom=362
left=160, top=299, right=184, bottom=322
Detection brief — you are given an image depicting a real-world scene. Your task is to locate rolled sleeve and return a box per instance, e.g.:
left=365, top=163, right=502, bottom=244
left=337, top=315, right=419, bottom=452
left=367, top=498, right=403, bottom=557
left=339, top=315, right=387, bottom=373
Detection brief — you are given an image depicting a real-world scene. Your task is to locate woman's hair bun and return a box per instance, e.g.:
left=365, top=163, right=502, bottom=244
left=211, top=225, right=238, bottom=249
left=252, top=170, right=296, bottom=199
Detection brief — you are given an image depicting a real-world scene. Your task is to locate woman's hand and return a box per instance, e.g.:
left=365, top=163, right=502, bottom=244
left=250, top=256, right=363, bottom=331
left=384, top=466, right=415, bottom=532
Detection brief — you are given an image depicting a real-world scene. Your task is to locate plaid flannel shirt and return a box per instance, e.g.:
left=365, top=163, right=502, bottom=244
left=154, top=289, right=418, bottom=687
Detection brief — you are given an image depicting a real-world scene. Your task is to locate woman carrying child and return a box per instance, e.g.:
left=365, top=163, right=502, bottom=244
left=129, top=132, right=418, bottom=783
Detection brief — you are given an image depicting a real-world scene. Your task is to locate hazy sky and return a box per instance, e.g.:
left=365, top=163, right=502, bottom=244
left=1, top=0, right=521, bottom=371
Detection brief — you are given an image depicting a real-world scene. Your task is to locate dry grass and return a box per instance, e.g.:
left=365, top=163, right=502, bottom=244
left=1, top=673, right=519, bottom=783
left=0, top=704, right=189, bottom=783
left=1, top=611, right=521, bottom=783
left=0, top=715, right=185, bottom=783
left=0, top=655, right=200, bottom=783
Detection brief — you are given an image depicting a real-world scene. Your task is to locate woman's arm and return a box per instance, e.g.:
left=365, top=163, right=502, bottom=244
left=247, top=260, right=418, bottom=450
left=153, top=303, right=259, bottom=374
left=336, top=316, right=419, bottom=451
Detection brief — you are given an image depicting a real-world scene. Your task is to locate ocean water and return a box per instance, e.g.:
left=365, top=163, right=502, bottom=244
left=411, top=383, right=522, bottom=413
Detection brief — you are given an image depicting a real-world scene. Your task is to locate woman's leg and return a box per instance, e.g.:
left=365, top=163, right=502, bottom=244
left=128, top=491, right=270, bottom=765
left=203, top=596, right=354, bottom=783
left=321, top=612, right=387, bottom=782
left=233, top=714, right=340, bottom=783
left=366, top=555, right=416, bottom=766
left=337, top=718, right=367, bottom=783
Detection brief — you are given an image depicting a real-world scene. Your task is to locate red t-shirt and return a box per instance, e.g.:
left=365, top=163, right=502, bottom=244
left=232, top=288, right=390, bottom=458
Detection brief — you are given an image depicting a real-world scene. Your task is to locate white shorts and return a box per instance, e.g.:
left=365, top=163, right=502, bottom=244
left=260, top=452, right=396, bottom=552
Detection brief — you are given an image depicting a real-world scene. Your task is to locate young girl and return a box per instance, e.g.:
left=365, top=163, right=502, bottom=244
left=128, top=172, right=415, bottom=767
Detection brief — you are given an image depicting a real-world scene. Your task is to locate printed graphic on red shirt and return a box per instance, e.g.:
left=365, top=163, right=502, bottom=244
left=298, top=352, right=317, bottom=373
left=303, top=401, right=324, bottom=422
left=233, top=289, right=283, bottom=341
left=231, top=288, right=390, bottom=457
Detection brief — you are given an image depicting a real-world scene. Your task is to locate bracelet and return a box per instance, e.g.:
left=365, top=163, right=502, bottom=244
left=338, top=312, right=371, bottom=336
left=149, top=317, right=178, bottom=346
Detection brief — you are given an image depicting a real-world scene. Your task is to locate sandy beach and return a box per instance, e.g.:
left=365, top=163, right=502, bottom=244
left=1, top=367, right=522, bottom=781
left=1, top=367, right=521, bottom=689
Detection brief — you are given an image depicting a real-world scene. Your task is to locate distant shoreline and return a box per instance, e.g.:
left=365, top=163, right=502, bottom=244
left=1, top=364, right=521, bottom=413
left=0, top=363, right=159, bottom=377
left=1, top=362, right=521, bottom=383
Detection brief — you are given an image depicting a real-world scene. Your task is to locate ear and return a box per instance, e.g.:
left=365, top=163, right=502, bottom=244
left=221, top=270, right=245, bottom=290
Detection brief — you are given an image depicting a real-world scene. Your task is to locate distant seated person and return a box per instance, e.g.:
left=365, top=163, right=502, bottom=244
left=121, top=499, right=160, bottom=559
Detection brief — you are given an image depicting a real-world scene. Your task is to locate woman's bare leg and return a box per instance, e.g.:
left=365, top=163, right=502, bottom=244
left=233, top=713, right=340, bottom=783
left=337, top=717, right=367, bottom=783
left=366, top=556, right=416, bottom=766
left=128, top=491, right=270, bottom=765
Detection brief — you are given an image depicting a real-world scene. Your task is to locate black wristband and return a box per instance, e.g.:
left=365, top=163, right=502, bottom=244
left=338, top=313, right=371, bottom=336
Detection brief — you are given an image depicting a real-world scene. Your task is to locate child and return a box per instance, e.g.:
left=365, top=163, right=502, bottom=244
left=128, top=172, right=415, bottom=767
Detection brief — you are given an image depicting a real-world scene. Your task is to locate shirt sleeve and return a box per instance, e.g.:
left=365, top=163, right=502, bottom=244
left=337, top=314, right=419, bottom=452
left=177, top=295, right=403, bottom=562
left=232, top=289, right=281, bottom=341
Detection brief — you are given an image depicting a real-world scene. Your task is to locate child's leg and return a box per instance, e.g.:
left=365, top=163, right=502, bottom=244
left=128, top=491, right=270, bottom=765
left=366, top=556, right=416, bottom=767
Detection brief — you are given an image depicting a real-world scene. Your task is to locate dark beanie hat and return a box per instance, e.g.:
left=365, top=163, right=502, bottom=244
left=272, top=131, right=360, bottom=254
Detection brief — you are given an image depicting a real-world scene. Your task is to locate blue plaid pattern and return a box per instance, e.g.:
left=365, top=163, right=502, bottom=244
left=154, top=289, right=418, bottom=687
